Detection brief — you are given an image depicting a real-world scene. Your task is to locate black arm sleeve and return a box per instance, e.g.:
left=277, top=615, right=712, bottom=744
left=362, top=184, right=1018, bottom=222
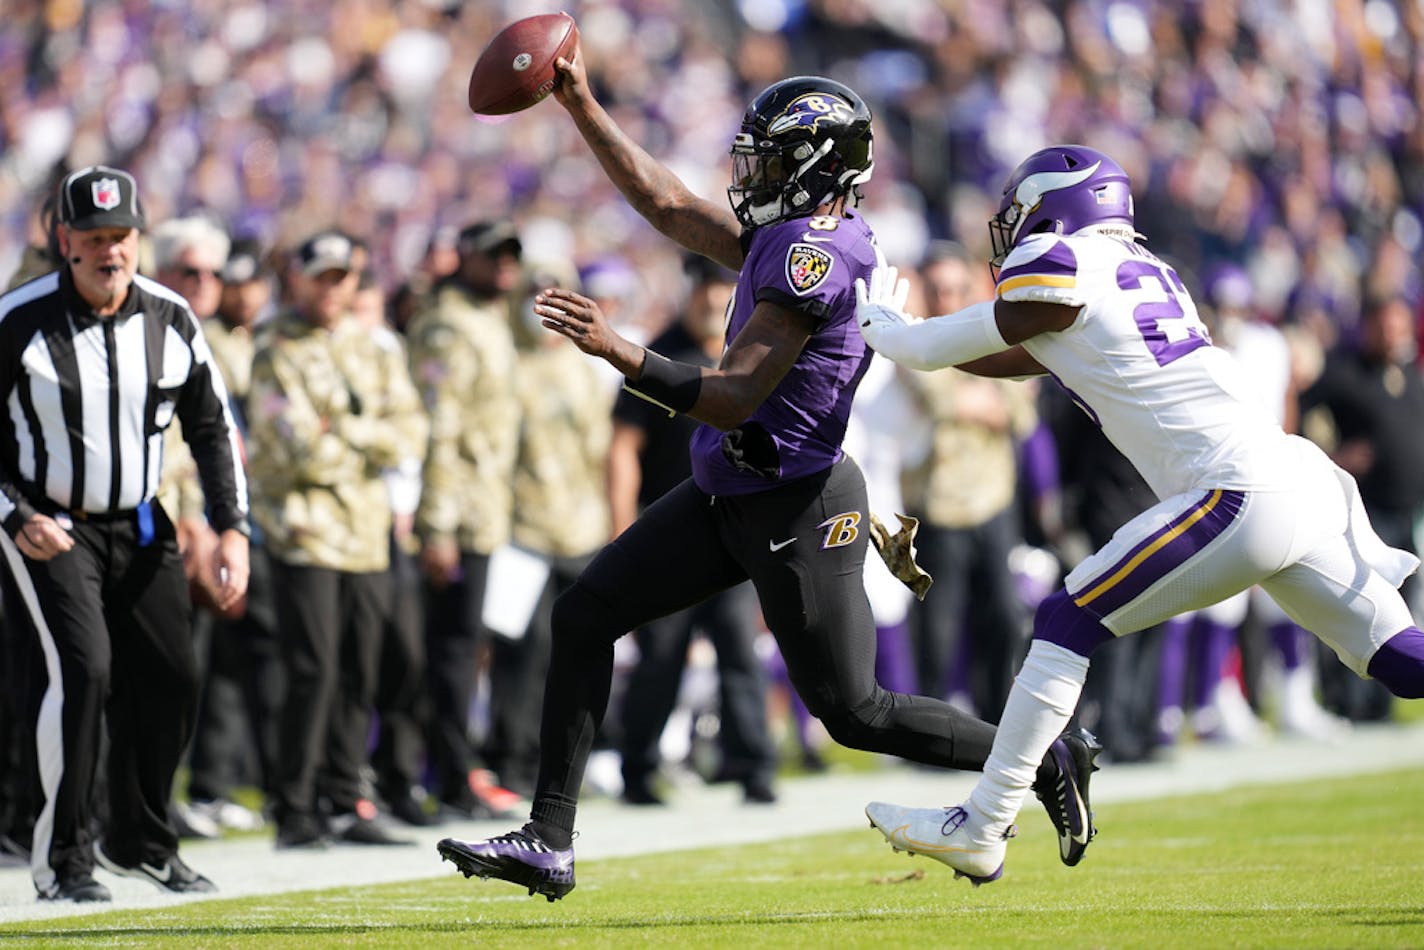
left=623, top=349, right=704, bottom=416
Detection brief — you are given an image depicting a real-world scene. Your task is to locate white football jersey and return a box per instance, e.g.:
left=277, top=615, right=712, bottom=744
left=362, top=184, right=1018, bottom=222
left=998, top=231, right=1295, bottom=499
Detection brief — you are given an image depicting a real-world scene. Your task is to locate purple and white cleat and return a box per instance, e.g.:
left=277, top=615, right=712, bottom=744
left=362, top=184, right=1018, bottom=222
left=437, top=825, right=575, bottom=902
left=864, top=802, right=1012, bottom=886
left=1032, top=726, right=1102, bottom=867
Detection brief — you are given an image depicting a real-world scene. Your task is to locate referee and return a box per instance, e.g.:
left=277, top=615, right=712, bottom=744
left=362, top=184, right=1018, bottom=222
left=0, top=166, right=249, bottom=902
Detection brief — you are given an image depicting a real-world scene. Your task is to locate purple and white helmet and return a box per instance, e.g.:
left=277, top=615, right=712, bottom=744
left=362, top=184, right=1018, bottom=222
left=988, top=145, right=1134, bottom=266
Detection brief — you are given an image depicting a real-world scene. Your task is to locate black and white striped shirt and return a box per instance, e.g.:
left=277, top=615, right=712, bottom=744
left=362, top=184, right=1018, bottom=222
left=0, top=270, right=248, bottom=535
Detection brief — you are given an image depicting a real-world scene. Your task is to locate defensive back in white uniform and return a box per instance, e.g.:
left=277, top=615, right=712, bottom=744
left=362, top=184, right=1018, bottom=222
left=998, top=229, right=1415, bottom=665
left=855, top=143, right=1424, bottom=885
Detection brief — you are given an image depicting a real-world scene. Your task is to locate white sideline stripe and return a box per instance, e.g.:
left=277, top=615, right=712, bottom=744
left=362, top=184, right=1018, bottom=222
left=3, top=720, right=1424, bottom=922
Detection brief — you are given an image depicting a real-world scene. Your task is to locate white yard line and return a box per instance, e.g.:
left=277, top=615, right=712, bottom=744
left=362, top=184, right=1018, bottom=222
left=4, top=720, right=1422, bottom=924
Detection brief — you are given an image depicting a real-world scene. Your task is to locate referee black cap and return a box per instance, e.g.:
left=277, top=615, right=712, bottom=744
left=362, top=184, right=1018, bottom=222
left=57, top=165, right=146, bottom=231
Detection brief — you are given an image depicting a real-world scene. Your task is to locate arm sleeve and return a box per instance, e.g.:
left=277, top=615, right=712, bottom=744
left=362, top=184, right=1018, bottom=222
left=862, top=301, right=1010, bottom=371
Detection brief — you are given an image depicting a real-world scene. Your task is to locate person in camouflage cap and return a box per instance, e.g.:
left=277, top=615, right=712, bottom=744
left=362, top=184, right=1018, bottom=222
left=403, top=220, right=524, bottom=819
left=246, top=230, right=428, bottom=848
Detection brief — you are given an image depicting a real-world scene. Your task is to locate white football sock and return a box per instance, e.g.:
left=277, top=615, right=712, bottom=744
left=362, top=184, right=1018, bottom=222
left=968, top=639, right=1090, bottom=836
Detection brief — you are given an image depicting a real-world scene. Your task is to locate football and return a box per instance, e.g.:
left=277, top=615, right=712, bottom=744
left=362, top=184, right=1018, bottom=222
left=468, top=12, right=580, bottom=117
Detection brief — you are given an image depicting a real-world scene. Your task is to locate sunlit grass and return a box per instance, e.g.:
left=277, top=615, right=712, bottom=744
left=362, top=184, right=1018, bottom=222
left=10, top=767, right=1424, bottom=948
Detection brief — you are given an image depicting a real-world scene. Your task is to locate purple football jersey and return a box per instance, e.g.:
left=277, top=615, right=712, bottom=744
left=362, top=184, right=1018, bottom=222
left=689, top=210, right=877, bottom=495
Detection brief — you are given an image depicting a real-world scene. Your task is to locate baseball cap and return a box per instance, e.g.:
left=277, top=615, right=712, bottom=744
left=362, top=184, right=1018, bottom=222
left=295, top=230, right=355, bottom=277
left=221, top=239, right=267, bottom=284
left=458, top=220, right=522, bottom=258
left=56, top=165, right=146, bottom=231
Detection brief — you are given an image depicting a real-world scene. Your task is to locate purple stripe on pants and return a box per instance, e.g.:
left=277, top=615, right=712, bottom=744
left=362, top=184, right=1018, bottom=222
left=1072, top=490, right=1246, bottom=618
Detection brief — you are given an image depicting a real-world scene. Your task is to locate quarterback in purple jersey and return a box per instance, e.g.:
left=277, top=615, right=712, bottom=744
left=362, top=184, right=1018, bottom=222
left=437, top=41, right=1098, bottom=901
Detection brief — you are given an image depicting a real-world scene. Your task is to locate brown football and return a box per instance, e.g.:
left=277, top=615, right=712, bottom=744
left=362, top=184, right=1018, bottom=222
left=468, top=12, right=579, bottom=116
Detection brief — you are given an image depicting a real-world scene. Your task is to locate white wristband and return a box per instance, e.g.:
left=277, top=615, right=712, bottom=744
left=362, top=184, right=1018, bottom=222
left=867, top=300, right=1008, bottom=370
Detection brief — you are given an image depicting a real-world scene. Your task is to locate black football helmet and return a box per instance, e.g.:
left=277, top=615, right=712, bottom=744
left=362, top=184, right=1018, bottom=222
left=727, top=76, right=874, bottom=229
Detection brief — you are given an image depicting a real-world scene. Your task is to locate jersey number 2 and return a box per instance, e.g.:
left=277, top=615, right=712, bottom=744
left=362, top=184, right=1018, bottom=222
left=1116, top=260, right=1209, bottom=366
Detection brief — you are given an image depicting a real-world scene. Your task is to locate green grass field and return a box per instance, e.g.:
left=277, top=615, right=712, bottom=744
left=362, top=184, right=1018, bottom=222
left=7, top=768, right=1423, bottom=949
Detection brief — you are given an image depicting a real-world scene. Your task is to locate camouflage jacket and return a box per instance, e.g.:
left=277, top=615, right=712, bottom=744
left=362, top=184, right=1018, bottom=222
left=900, top=370, right=1037, bottom=528
left=510, top=339, right=612, bottom=558
left=200, top=316, right=257, bottom=422
left=246, top=310, right=427, bottom=571
left=156, top=423, right=208, bottom=524
left=158, top=319, right=256, bottom=528
left=405, top=281, right=520, bottom=555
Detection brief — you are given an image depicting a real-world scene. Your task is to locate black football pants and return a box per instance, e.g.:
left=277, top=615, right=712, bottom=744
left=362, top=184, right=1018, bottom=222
left=530, top=458, right=997, bottom=837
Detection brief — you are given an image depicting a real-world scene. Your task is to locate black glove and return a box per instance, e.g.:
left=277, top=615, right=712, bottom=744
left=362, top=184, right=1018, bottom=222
left=721, top=422, right=781, bottom=479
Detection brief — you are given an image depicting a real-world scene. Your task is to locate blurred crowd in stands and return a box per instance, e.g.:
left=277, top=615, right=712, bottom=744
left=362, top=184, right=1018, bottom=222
left=2, top=0, right=1423, bottom=852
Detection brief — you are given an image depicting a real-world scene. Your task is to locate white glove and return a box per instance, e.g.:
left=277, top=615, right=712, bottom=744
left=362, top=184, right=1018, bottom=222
left=854, top=245, right=914, bottom=351
left=855, top=243, right=1009, bottom=371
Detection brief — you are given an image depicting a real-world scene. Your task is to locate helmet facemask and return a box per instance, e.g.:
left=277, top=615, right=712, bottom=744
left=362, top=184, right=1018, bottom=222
left=729, top=136, right=847, bottom=228
left=988, top=200, right=1027, bottom=268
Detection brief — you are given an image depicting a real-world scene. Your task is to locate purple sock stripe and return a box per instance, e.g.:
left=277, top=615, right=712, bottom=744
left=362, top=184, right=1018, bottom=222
left=1071, top=490, right=1245, bottom=618
left=1156, top=615, right=1191, bottom=712
left=1367, top=627, right=1424, bottom=699
left=1270, top=621, right=1306, bottom=669
left=1190, top=618, right=1235, bottom=709
left=874, top=620, right=916, bottom=695
left=1033, top=589, right=1113, bottom=657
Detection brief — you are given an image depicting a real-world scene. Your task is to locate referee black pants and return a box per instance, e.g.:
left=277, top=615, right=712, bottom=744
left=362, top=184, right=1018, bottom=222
left=0, top=506, right=195, bottom=894
left=529, top=458, right=998, bottom=838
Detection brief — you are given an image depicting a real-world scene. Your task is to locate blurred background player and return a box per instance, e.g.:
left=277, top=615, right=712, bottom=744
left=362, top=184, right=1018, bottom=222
left=150, top=217, right=270, bottom=839
left=350, top=270, right=439, bottom=827
left=899, top=240, right=1036, bottom=723
left=482, top=261, right=615, bottom=799
left=1301, top=293, right=1424, bottom=722
left=405, top=220, right=525, bottom=820
left=181, top=238, right=284, bottom=831
left=247, top=230, right=427, bottom=848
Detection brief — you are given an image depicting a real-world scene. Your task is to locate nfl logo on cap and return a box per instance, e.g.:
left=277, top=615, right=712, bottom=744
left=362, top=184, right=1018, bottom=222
left=92, top=178, right=123, bottom=211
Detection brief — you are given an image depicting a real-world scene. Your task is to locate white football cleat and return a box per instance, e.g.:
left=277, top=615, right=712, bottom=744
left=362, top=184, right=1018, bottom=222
left=865, top=801, right=1012, bottom=885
